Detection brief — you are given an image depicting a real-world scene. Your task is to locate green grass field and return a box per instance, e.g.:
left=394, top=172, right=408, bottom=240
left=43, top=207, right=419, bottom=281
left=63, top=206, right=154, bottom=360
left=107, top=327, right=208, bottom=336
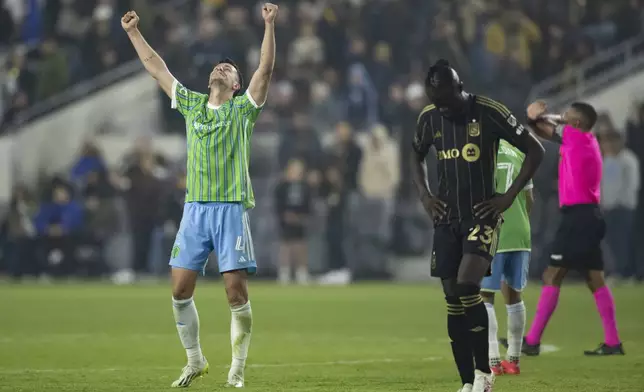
left=1, top=282, right=643, bottom=391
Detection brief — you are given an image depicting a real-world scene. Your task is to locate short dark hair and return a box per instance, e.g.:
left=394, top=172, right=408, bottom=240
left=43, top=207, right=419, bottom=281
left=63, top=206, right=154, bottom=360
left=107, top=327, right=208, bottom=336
left=218, top=58, right=244, bottom=97
left=570, top=102, right=598, bottom=130
left=424, top=59, right=461, bottom=93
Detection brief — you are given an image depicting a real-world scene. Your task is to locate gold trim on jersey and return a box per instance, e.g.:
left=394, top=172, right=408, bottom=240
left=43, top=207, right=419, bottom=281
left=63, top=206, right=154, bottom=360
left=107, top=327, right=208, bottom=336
left=417, top=104, right=436, bottom=124
left=477, top=96, right=511, bottom=117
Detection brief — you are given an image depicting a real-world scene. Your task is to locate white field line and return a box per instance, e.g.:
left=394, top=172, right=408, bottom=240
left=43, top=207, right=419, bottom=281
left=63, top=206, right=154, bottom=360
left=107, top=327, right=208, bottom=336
left=0, top=357, right=443, bottom=375
left=0, top=333, right=431, bottom=344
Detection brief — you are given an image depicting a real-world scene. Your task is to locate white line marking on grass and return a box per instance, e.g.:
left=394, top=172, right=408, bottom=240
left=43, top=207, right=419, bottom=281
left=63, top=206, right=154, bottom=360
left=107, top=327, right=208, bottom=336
left=540, top=344, right=560, bottom=354
left=0, top=334, right=431, bottom=344
left=0, top=357, right=443, bottom=375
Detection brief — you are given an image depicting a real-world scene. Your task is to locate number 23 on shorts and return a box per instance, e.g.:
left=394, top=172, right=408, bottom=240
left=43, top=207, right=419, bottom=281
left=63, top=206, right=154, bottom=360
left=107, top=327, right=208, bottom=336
left=467, top=224, right=499, bottom=255
left=468, top=224, right=495, bottom=244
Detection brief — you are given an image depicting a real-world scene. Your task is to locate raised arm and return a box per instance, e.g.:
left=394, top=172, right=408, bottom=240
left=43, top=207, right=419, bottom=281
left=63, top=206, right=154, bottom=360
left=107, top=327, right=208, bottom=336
left=526, top=100, right=564, bottom=143
left=248, top=3, right=278, bottom=107
left=121, top=11, right=175, bottom=98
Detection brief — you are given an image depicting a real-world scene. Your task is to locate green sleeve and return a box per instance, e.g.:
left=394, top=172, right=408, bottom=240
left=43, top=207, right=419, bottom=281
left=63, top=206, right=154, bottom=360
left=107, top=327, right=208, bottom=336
left=233, top=92, right=264, bottom=123
left=171, top=80, right=204, bottom=117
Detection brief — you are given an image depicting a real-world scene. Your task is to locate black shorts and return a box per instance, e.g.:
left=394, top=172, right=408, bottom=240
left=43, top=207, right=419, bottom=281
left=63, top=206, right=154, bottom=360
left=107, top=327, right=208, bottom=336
left=431, top=218, right=502, bottom=279
left=550, top=204, right=605, bottom=271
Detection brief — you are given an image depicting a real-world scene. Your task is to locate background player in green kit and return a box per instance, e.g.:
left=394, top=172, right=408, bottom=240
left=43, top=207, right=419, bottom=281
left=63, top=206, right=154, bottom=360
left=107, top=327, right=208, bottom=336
left=122, top=4, right=278, bottom=388
left=481, top=140, right=534, bottom=376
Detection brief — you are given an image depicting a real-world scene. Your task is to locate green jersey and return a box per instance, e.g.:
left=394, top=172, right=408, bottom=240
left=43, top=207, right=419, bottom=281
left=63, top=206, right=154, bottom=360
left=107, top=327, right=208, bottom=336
left=496, top=140, right=532, bottom=252
left=172, top=80, right=262, bottom=209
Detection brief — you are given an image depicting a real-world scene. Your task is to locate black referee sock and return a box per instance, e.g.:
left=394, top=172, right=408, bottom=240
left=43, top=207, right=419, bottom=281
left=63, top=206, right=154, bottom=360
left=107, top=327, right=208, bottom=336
left=446, top=297, right=475, bottom=385
left=460, top=290, right=491, bottom=374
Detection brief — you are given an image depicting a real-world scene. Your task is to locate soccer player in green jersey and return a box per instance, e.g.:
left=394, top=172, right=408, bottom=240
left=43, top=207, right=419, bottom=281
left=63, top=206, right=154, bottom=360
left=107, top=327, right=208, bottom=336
left=122, top=4, right=278, bottom=388
left=480, top=140, right=534, bottom=376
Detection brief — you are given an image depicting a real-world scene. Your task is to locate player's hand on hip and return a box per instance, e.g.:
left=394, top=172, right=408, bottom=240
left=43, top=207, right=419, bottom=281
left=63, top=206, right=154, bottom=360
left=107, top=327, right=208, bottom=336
left=121, top=11, right=139, bottom=32
left=527, top=100, right=547, bottom=120
left=262, top=3, right=279, bottom=24
left=474, top=193, right=513, bottom=219
left=420, top=193, right=447, bottom=221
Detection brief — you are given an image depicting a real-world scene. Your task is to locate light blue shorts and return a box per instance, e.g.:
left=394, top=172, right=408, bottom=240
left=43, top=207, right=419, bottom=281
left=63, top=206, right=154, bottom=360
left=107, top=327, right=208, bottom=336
left=169, top=202, right=257, bottom=275
left=481, top=251, right=530, bottom=292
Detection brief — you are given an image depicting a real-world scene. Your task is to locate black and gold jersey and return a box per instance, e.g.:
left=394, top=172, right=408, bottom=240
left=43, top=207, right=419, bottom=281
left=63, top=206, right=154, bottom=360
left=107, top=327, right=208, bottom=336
left=413, top=95, right=531, bottom=223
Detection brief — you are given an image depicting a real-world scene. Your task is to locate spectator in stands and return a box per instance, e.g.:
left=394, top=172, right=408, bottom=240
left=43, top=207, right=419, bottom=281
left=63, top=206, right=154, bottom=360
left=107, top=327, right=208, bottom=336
left=223, top=6, right=255, bottom=79
left=601, top=131, right=641, bottom=282
left=1, top=46, right=35, bottom=129
left=275, top=158, right=312, bottom=285
left=0, top=1, right=15, bottom=45
left=309, top=80, right=344, bottom=134
left=36, top=37, right=69, bottom=101
left=626, top=101, right=644, bottom=280
left=80, top=178, right=118, bottom=277
left=357, top=124, right=399, bottom=251
left=150, top=169, right=186, bottom=275
left=319, top=164, right=350, bottom=285
left=1, top=185, right=38, bottom=279
left=346, top=63, right=379, bottom=131
left=583, top=3, right=617, bottom=49
left=124, top=152, right=163, bottom=277
left=288, top=22, right=325, bottom=76
left=615, top=0, right=644, bottom=43
left=34, top=180, right=84, bottom=277
left=327, top=122, right=362, bottom=193
left=70, top=141, right=107, bottom=189
left=369, top=42, right=395, bottom=98
left=190, top=16, right=231, bottom=83
left=278, top=110, right=323, bottom=172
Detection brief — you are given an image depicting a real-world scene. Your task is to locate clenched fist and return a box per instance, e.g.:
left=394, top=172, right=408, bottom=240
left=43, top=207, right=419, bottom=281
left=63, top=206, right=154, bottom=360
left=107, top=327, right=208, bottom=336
left=262, top=3, right=278, bottom=24
left=121, top=11, right=139, bottom=32
left=527, top=100, right=547, bottom=121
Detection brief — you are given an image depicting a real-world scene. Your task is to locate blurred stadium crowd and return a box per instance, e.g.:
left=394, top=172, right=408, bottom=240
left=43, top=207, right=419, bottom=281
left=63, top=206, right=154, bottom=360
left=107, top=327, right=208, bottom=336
left=0, top=0, right=643, bottom=284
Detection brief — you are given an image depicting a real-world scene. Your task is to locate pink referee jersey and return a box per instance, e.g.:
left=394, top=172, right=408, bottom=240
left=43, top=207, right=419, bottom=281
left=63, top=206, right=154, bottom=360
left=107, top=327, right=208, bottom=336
left=558, top=125, right=602, bottom=207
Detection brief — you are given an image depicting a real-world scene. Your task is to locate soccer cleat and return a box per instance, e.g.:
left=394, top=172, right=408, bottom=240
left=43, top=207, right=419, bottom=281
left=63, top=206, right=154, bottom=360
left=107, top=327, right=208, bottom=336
left=583, top=342, right=625, bottom=356
left=171, top=359, right=209, bottom=388
left=472, top=370, right=495, bottom=392
left=225, top=373, right=244, bottom=388
left=499, top=337, right=540, bottom=356
left=500, top=360, right=520, bottom=375
left=490, top=364, right=504, bottom=376
left=457, top=383, right=473, bottom=392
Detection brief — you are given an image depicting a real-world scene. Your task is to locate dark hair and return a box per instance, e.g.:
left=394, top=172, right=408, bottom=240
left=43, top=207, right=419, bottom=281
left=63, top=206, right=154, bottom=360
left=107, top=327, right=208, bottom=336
left=570, top=102, right=598, bottom=130
left=424, top=59, right=461, bottom=93
left=218, top=58, right=244, bottom=97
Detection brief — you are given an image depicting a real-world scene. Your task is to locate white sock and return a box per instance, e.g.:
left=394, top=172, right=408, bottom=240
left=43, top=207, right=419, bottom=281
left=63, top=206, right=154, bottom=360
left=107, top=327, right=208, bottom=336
left=229, top=301, right=253, bottom=377
left=278, top=265, right=291, bottom=284
left=506, top=301, right=526, bottom=361
left=485, top=302, right=501, bottom=365
left=172, top=297, right=203, bottom=367
left=295, top=267, right=309, bottom=285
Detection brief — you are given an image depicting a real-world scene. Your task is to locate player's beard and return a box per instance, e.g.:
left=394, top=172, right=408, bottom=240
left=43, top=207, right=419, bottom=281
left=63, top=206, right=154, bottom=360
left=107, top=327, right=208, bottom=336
left=208, top=76, right=225, bottom=90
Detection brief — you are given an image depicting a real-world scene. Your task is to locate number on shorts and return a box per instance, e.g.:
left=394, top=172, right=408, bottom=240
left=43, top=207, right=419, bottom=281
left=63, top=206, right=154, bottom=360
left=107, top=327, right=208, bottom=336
left=467, top=224, right=494, bottom=244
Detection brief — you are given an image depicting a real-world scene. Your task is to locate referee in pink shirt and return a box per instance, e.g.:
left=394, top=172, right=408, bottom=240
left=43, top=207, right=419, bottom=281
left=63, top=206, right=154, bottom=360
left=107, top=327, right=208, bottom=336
left=516, top=100, right=624, bottom=356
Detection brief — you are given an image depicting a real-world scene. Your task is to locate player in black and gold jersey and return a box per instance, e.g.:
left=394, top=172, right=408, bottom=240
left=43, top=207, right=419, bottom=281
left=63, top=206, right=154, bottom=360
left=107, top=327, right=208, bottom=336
left=411, top=60, right=544, bottom=392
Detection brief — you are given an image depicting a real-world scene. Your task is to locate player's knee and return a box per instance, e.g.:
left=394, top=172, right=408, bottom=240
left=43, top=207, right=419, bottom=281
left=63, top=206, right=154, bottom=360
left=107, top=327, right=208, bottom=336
left=456, top=283, right=482, bottom=307
left=585, top=270, right=605, bottom=293
left=224, top=274, right=248, bottom=307
left=543, top=268, right=564, bottom=287
left=172, top=285, right=193, bottom=301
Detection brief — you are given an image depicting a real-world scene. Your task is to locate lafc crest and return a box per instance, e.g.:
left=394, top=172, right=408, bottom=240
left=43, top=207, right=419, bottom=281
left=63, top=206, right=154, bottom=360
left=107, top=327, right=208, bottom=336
left=468, top=122, right=480, bottom=137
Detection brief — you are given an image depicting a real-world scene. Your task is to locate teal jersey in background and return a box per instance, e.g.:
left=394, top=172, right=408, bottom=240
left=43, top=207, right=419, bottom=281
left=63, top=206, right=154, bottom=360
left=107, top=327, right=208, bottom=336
left=172, top=80, right=262, bottom=209
left=496, top=139, right=532, bottom=252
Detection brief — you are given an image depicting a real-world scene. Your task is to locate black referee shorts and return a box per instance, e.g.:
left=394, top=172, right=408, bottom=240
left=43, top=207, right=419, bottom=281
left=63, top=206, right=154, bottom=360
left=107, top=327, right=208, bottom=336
left=431, top=218, right=502, bottom=279
left=550, top=204, right=606, bottom=271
